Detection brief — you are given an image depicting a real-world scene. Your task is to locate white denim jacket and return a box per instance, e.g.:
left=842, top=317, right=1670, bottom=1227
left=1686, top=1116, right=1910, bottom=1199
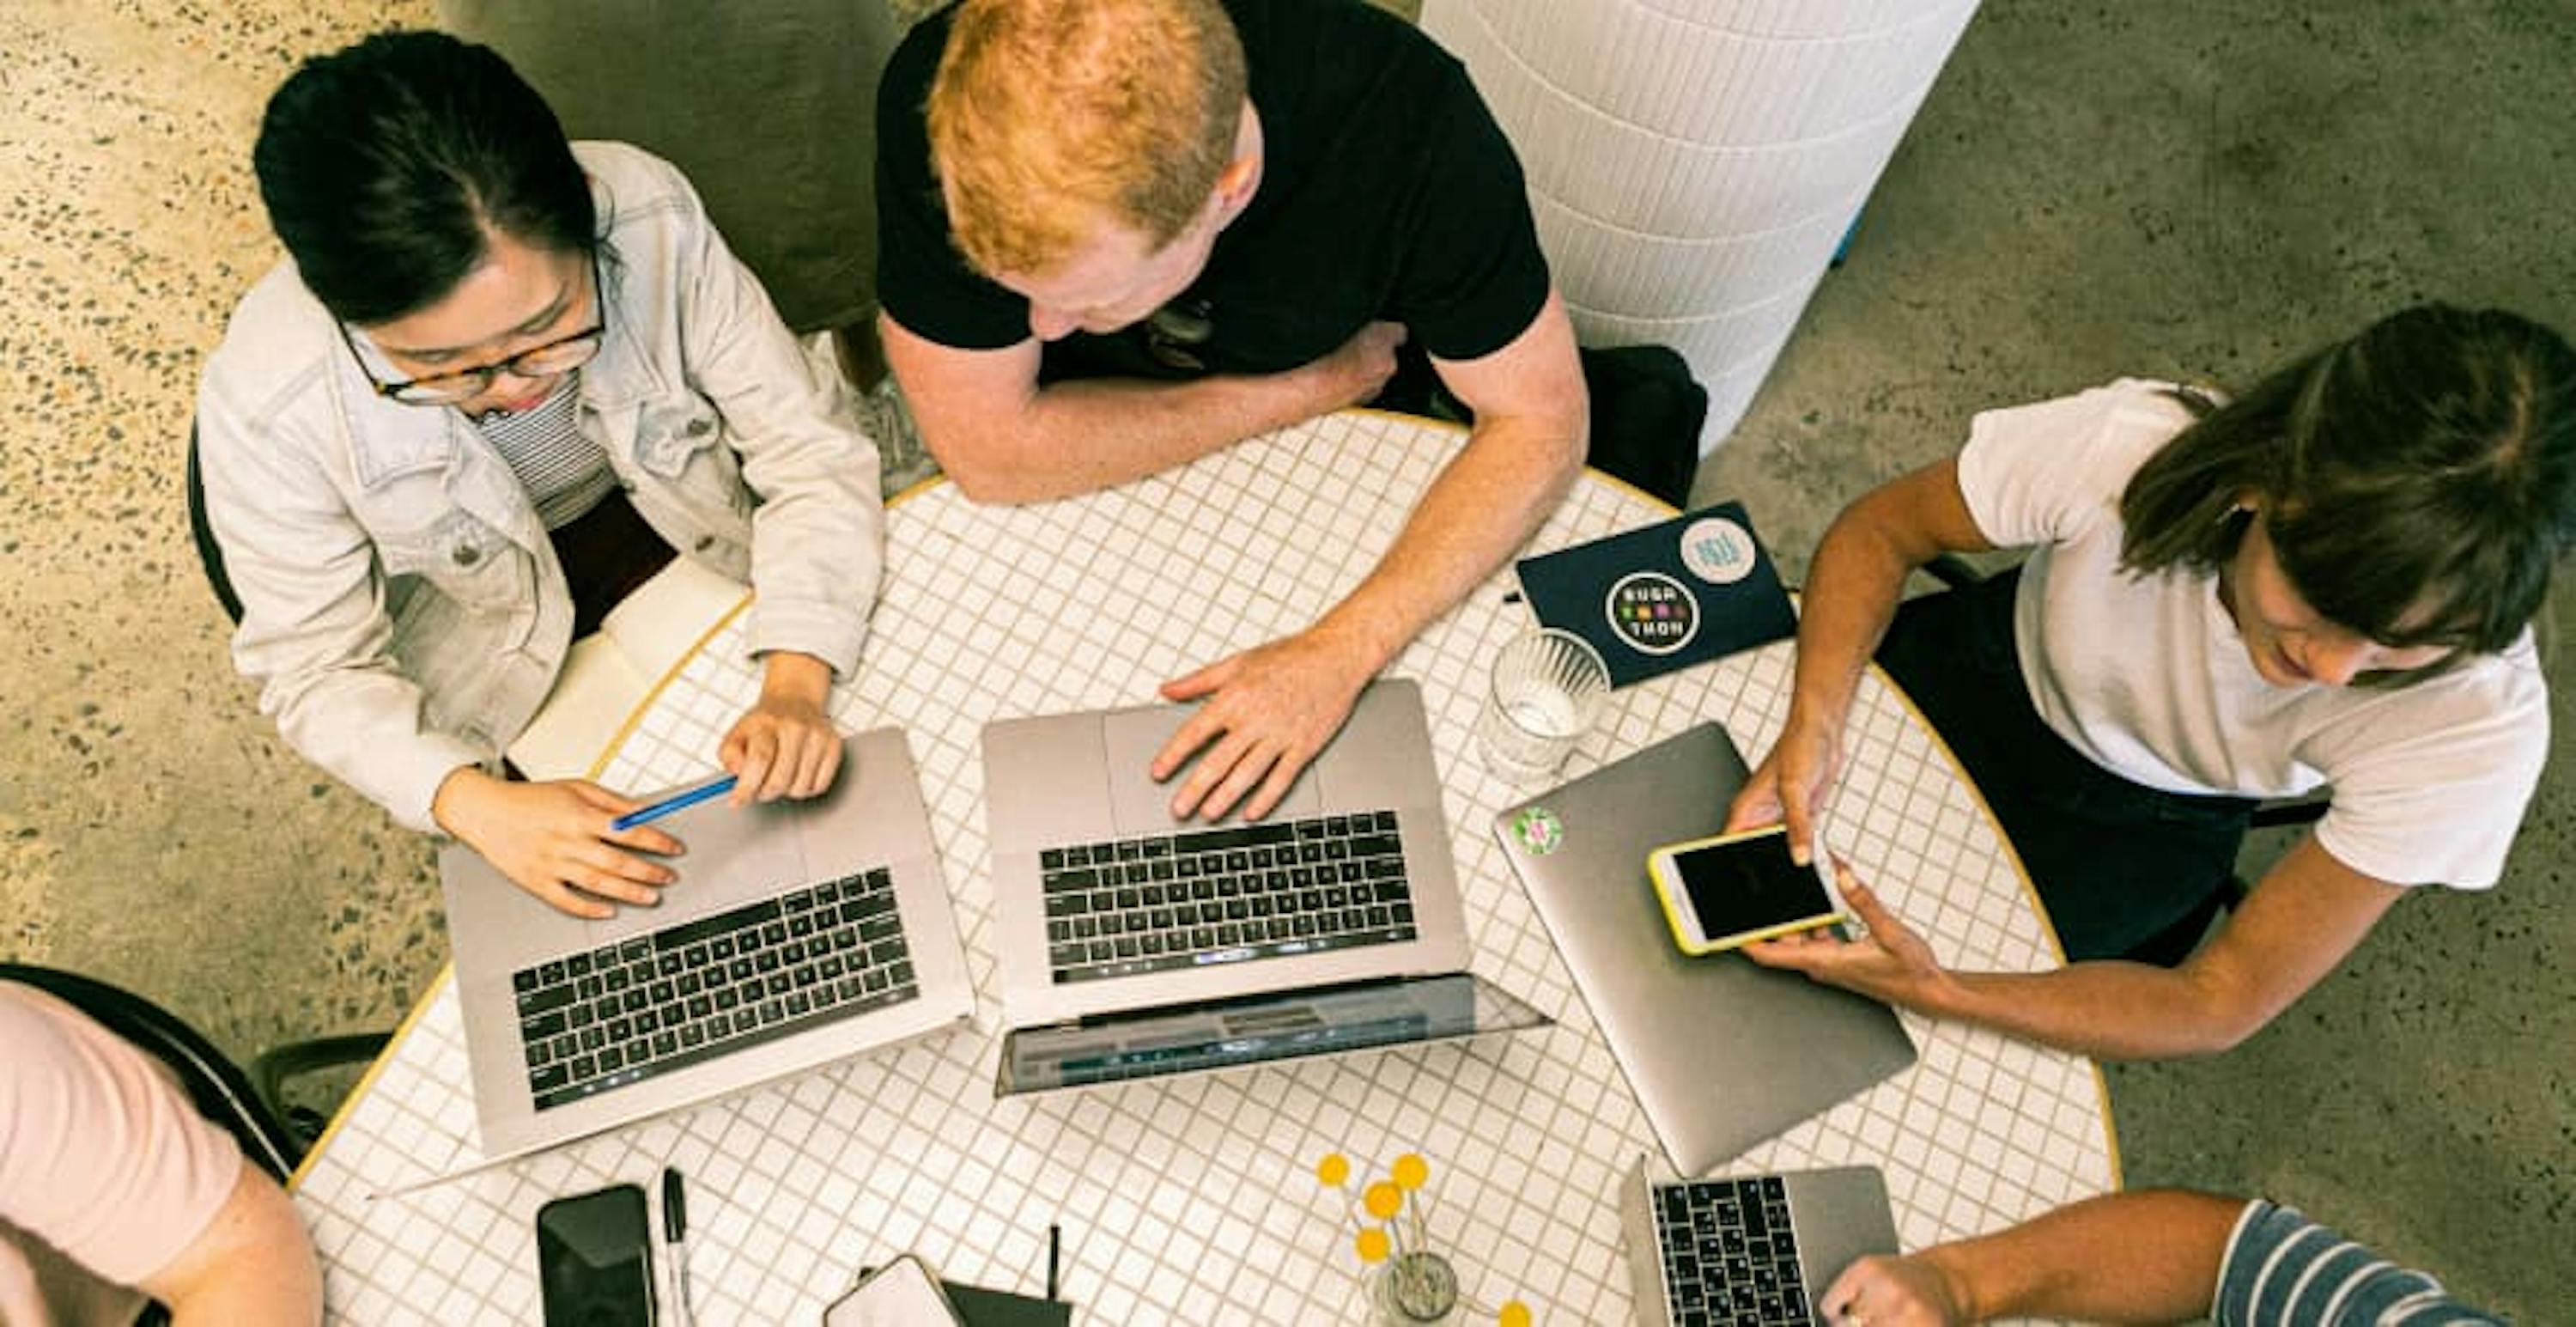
left=197, top=143, right=883, bottom=832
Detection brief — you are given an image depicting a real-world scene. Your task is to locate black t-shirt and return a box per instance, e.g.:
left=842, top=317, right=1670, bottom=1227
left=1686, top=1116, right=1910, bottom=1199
left=875, top=0, right=1552, bottom=382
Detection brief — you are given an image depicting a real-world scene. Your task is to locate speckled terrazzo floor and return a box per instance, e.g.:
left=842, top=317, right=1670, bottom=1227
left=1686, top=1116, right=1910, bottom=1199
left=2, top=0, right=2567, bottom=1318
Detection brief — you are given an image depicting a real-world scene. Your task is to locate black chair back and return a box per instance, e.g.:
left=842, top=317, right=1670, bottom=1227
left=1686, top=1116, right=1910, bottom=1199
left=185, top=423, right=245, bottom=624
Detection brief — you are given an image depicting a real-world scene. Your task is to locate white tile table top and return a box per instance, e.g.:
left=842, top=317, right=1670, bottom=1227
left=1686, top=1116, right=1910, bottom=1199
left=291, top=410, right=2116, bottom=1324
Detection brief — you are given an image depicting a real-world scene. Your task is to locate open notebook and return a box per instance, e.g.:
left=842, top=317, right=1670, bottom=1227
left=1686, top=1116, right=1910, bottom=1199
left=506, top=557, right=750, bottom=780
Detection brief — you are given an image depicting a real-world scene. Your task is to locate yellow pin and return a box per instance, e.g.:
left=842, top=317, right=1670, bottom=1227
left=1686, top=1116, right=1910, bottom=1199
left=1391, top=1153, right=1430, bottom=1190
left=1355, top=1226, right=1392, bottom=1264
left=1363, top=1180, right=1404, bottom=1220
left=1499, top=1300, right=1532, bottom=1327
left=1315, top=1153, right=1352, bottom=1188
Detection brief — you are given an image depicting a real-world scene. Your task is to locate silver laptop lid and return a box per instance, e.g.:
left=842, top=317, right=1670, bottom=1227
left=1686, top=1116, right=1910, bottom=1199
left=440, top=727, right=973, bottom=1161
left=1494, top=723, right=1916, bottom=1175
left=983, top=679, right=1471, bottom=1026
left=994, top=972, right=1549, bottom=1096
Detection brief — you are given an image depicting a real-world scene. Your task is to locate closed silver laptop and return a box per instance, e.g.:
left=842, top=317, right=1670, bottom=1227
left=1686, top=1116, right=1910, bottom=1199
left=1493, top=722, right=1917, bottom=1175
left=440, top=727, right=973, bottom=1160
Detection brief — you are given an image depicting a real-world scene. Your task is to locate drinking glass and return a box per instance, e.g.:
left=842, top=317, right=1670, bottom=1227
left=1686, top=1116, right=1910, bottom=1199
left=1476, top=628, right=1609, bottom=782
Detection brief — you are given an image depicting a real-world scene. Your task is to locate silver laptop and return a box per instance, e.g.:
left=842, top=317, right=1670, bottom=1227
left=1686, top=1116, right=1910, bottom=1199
left=1493, top=722, right=1916, bottom=1174
left=983, top=679, right=1542, bottom=1086
left=440, top=727, right=974, bottom=1160
left=1620, top=1159, right=1898, bottom=1325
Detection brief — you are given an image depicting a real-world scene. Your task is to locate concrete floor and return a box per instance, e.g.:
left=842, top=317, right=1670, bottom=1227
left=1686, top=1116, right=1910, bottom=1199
left=1, top=0, right=2566, bottom=1318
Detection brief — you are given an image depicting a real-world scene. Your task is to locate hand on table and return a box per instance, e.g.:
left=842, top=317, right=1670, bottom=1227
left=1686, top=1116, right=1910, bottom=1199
left=432, top=768, right=682, bottom=920
left=1308, top=320, right=1408, bottom=413
left=1819, top=1253, right=1968, bottom=1327
left=720, top=651, right=844, bottom=804
left=1743, top=864, right=1949, bottom=1007
left=1153, top=627, right=1376, bottom=821
left=1726, top=714, right=1842, bottom=864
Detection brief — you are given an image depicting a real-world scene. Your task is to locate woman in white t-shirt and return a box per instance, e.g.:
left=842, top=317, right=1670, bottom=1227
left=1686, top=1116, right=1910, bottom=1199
left=1726, top=305, right=2574, bottom=1059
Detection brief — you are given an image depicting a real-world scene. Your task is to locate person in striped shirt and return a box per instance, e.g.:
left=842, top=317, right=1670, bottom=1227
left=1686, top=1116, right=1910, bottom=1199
left=1818, top=1189, right=2500, bottom=1325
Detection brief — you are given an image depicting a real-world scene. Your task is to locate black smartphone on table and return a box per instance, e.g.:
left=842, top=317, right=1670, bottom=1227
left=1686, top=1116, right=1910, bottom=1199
left=537, top=1183, right=658, bottom=1326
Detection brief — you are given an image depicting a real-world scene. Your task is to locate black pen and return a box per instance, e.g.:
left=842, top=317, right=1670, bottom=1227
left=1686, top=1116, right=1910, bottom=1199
left=661, top=1166, right=696, bottom=1327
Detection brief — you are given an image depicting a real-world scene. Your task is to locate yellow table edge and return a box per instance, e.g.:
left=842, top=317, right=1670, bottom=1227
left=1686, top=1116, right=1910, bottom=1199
left=289, top=410, right=2121, bottom=1195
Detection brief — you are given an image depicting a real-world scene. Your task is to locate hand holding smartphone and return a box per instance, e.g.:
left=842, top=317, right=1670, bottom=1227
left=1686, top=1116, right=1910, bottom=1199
left=1647, top=824, right=1844, bottom=955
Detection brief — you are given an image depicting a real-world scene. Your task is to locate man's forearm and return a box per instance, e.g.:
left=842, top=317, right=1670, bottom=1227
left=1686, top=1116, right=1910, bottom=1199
left=1315, top=409, right=1583, bottom=673
left=945, top=368, right=1346, bottom=503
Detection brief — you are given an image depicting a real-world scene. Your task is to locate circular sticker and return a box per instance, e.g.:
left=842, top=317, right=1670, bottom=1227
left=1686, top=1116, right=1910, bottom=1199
left=1605, top=571, right=1700, bottom=656
left=1510, top=807, right=1565, bottom=856
left=1680, top=515, right=1759, bottom=586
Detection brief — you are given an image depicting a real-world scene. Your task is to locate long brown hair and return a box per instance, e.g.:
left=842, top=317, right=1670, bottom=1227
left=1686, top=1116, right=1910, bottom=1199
left=2121, top=306, right=2576, bottom=667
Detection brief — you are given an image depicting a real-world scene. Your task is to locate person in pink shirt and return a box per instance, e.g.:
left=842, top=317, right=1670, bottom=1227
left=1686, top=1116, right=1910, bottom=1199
left=0, top=982, right=322, bottom=1326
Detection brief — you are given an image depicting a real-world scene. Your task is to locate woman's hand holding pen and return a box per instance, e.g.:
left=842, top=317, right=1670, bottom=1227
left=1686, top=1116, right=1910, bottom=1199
left=432, top=767, right=683, bottom=919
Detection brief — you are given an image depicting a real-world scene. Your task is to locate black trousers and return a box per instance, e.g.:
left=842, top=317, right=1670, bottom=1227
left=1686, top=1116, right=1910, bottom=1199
left=1874, top=568, right=2255, bottom=961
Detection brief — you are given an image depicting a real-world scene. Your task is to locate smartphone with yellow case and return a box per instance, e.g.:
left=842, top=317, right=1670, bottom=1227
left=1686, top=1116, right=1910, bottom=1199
left=1646, top=824, right=1844, bottom=955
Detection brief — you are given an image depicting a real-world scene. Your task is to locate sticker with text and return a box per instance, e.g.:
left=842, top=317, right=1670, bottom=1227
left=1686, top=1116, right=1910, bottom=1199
left=1605, top=571, right=1700, bottom=655
left=1679, top=515, right=1759, bottom=586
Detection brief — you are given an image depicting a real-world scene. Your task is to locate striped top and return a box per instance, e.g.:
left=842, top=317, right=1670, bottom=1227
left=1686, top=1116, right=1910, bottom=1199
left=2217, top=1201, right=2500, bottom=1325
left=475, top=372, right=617, bottom=529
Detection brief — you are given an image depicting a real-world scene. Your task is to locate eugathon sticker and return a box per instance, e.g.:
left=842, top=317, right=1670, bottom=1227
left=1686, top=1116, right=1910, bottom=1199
left=1605, top=571, right=1699, bottom=655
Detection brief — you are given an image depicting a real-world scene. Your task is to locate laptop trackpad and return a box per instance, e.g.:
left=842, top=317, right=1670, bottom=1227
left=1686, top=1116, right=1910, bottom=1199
left=664, top=795, right=811, bottom=906
left=1102, top=703, right=1323, bottom=831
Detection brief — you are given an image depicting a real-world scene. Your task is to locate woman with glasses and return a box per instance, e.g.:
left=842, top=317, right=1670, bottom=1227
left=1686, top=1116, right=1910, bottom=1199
left=197, top=31, right=884, bottom=919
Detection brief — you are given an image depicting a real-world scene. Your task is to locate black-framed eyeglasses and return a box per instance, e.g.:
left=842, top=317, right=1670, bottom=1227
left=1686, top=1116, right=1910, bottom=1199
left=339, top=253, right=605, bottom=406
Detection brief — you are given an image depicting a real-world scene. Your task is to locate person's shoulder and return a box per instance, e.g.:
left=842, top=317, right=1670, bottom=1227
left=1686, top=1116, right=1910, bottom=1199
left=1272, top=0, right=1467, bottom=81
left=201, top=259, right=335, bottom=420
left=575, top=140, right=693, bottom=212
left=885, top=3, right=958, bottom=98
left=0, top=982, right=105, bottom=1079
left=1970, top=377, right=2197, bottom=466
left=2219, top=1200, right=2503, bottom=1326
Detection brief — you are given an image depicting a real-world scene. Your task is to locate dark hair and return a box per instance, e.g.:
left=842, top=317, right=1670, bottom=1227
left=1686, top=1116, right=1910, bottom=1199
left=2121, top=305, right=2576, bottom=669
left=252, top=30, right=595, bottom=326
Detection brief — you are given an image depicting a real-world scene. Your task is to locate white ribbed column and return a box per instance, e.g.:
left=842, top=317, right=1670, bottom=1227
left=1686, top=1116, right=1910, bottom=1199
left=1422, top=0, right=1980, bottom=451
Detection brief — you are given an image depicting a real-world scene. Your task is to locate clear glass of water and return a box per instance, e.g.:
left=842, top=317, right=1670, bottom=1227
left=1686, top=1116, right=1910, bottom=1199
left=1476, top=628, right=1610, bottom=782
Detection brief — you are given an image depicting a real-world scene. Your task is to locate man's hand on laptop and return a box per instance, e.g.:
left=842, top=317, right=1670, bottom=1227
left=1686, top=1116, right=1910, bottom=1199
left=1742, top=866, right=1952, bottom=1009
left=1151, top=626, right=1374, bottom=822
left=432, top=768, right=683, bottom=920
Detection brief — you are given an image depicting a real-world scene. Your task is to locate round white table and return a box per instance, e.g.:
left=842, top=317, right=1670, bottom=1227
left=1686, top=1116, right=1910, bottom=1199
left=289, top=409, right=2117, bottom=1324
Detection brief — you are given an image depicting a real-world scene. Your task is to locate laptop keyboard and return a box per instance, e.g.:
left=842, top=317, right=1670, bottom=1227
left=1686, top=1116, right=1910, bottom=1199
left=1041, top=811, right=1418, bottom=985
left=1654, top=1176, right=1811, bottom=1326
left=511, top=868, right=917, bottom=1111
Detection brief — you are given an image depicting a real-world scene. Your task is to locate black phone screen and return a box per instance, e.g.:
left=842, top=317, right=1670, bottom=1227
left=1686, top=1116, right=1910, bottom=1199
left=1673, top=831, right=1833, bottom=941
left=536, top=1183, right=657, bottom=1327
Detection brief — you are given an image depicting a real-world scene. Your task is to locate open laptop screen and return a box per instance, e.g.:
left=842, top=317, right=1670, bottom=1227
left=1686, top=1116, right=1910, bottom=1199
left=996, top=974, right=1548, bottom=1095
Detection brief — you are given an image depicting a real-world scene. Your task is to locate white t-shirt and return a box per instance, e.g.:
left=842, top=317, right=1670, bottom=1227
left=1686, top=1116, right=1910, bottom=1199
left=1955, top=379, right=2549, bottom=890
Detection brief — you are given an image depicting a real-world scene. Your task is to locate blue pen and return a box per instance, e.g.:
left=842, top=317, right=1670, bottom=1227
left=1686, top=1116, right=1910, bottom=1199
left=610, top=774, right=738, bottom=832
